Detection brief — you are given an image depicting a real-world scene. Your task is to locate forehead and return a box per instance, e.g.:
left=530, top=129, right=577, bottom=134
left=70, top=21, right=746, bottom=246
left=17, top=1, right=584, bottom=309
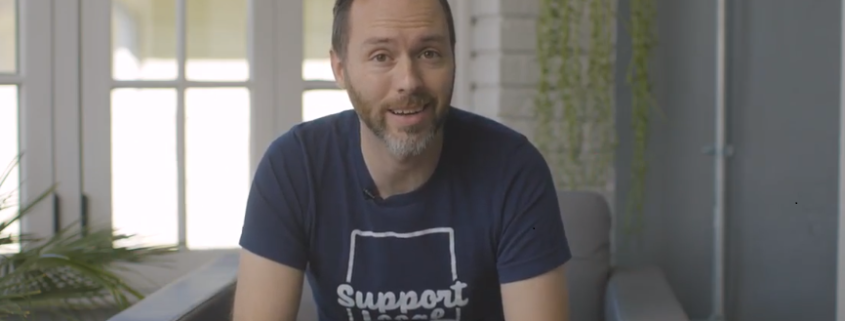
left=347, top=0, right=448, bottom=45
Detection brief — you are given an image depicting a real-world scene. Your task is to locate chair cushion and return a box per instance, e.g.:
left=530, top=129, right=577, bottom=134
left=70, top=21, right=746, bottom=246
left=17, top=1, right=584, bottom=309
left=559, top=191, right=612, bottom=321
left=558, top=191, right=612, bottom=258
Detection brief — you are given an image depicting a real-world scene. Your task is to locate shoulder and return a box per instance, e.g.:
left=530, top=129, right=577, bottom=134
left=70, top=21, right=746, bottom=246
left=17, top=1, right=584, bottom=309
left=273, top=110, right=357, bottom=149
left=257, top=110, right=357, bottom=187
left=265, top=110, right=357, bottom=160
left=444, top=107, right=543, bottom=172
left=240, top=111, right=359, bottom=272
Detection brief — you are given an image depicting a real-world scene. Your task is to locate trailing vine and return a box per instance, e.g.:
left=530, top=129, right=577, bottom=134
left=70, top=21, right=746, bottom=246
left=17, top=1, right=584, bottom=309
left=586, top=0, right=616, bottom=189
left=625, top=0, right=658, bottom=235
left=535, top=0, right=658, bottom=236
left=534, top=0, right=557, bottom=163
left=534, top=0, right=616, bottom=192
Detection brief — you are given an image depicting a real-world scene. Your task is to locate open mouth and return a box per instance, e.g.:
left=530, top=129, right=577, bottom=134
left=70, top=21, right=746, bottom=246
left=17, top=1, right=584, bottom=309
left=389, top=104, right=428, bottom=116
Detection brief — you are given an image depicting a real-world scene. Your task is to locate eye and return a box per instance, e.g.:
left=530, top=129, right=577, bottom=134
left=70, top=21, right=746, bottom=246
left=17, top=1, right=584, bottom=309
left=372, top=53, right=389, bottom=62
left=421, top=50, right=440, bottom=59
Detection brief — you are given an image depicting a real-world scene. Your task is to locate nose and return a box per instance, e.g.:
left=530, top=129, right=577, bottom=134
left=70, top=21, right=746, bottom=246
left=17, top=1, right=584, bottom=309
left=395, top=57, right=422, bottom=95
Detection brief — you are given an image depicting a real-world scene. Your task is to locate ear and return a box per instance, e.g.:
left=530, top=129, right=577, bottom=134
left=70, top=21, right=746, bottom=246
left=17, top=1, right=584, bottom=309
left=330, top=49, right=347, bottom=90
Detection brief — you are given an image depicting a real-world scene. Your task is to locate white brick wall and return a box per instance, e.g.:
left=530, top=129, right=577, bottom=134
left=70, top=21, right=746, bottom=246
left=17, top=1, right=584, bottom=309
left=468, top=0, right=543, bottom=141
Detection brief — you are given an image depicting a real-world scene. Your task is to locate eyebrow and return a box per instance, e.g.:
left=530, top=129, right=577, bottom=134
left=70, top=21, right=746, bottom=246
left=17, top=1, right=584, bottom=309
left=418, top=34, right=448, bottom=44
left=361, top=34, right=448, bottom=47
left=362, top=37, right=394, bottom=47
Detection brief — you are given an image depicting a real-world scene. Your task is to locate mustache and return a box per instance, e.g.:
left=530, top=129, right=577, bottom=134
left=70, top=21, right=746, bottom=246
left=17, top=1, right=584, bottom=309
left=385, top=93, right=434, bottom=109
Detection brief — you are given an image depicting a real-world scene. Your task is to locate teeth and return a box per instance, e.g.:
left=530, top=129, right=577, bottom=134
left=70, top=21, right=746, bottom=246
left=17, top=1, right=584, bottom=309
left=390, top=106, right=425, bottom=115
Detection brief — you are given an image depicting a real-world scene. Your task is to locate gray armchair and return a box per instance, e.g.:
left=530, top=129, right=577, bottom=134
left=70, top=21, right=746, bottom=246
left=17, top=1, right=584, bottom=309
left=559, top=191, right=689, bottom=321
left=107, top=191, right=689, bottom=321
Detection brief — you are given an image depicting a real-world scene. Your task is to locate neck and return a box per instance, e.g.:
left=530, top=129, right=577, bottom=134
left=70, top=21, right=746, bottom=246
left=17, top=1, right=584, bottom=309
left=359, top=123, right=443, bottom=199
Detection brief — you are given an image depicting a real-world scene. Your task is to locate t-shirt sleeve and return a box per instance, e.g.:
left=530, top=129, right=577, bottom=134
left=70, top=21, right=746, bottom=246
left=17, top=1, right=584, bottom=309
left=239, top=130, right=310, bottom=271
left=496, top=139, right=572, bottom=284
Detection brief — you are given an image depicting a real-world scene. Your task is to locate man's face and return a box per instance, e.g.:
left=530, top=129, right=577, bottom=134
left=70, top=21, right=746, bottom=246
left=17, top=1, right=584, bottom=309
left=331, top=0, right=455, bottom=158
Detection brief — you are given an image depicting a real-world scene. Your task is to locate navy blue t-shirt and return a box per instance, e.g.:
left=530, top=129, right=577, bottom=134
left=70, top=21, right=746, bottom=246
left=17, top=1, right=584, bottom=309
left=240, top=107, right=571, bottom=321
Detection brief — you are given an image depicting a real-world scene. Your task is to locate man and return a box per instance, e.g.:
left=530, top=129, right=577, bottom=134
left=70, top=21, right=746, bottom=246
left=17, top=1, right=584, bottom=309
left=233, top=0, right=571, bottom=320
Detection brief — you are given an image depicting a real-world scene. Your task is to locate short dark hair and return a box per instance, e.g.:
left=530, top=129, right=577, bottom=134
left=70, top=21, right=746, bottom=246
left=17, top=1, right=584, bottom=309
left=331, top=0, right=457, bottom=59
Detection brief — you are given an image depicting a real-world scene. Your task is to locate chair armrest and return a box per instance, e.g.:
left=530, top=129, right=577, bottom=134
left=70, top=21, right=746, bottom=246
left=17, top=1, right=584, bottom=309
left=107, top=252, right=239, bottom=321
left=604, top=266, right=690, bottom=321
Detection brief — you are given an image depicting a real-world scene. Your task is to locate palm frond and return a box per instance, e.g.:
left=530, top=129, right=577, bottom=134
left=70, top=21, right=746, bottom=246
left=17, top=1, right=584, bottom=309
left=0, top=154, right=179, bottom=319
left=0, top=153, right=21, bottom=193
left=0, top=183, right=57, bottom=238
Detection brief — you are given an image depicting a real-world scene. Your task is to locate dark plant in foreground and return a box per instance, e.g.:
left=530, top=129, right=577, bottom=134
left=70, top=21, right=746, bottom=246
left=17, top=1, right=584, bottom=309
left=0, top=154, right=177, bottom=319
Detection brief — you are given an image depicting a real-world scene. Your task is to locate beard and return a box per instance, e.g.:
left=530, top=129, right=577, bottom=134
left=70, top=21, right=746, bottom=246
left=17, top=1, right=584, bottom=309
left=347, top=83, right=449, bottom=159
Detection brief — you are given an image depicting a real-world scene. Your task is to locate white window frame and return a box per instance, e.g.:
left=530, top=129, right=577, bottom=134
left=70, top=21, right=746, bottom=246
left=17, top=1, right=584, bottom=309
left=1, top=0, right=86, bottom=249
left=9, top=0, right=56, bottom=241
left=276, top=0, right=304, bottom=135
left=53, top=0, right=84, bottom=238
left=78, top=0, right=280, bottom=289
left=80, top=0, right=278, bottom=248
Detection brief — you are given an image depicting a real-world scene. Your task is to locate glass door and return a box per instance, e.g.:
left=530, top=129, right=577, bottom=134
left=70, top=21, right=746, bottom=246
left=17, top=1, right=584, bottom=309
left=0, top=0, right=55, bottom=249
left=0, top=0, right=20, bottom=253
left=82, top=0, right=267, bottom=249
left=80, top=0, right=278, bottom=289
left=108, top=0, right=252, bottom=250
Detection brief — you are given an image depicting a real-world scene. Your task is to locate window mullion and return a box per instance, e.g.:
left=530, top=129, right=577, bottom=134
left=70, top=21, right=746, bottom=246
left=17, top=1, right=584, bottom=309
left=0, top=75, right=22, bottom=84
left=303, top=80, right=339, bottom=91
left=53, top=0, right=83, bottom=235
left=176, top=0, right=187, bottom=250
left=249, top=0, right=278, bottom=178
left=80, top=0, right=113, bottom=236
left=113, top=80, right=249, bottom=88
left=275, top=0, right=304, bottom=133
left=18, top=0, right=56, bottom=241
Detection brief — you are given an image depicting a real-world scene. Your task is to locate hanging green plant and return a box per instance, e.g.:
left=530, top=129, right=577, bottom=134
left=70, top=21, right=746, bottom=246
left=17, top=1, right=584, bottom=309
left=534, top=0, right=557, bottom=165
left=535, top=0, right=659, bottom=237
left=534, top=0, right=616, bottom=192
left=586, top=0, right=617, bottom=189
left=624, top=0, right=658, bottom=235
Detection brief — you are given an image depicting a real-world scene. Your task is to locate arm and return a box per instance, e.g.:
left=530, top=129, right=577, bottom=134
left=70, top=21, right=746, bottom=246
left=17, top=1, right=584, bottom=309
left=502, top=264, right=570, bottom=321
left=496, top=139, right=572, bottom=321
left=233, top=249, right=304, bottom=321
left=233, top=131, right=312, bottom=321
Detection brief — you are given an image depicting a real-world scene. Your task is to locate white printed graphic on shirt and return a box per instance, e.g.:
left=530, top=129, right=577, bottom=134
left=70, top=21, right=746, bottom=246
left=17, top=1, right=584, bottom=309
left=337, top=228, right=469, bottom=321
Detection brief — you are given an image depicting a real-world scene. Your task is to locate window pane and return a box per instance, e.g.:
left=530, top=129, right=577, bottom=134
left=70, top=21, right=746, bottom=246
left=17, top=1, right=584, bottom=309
left=186, top=0, right=248, bottom=82
left=112, top=0, right=178, bottom=81
left=111, top=88, right=178, bottom=248
left=0, top=85, right=18, bottom=253
left=303, top=89, right=354, bottom=122
left=0, top=0, right=16, bottom=74
left=303, top=0, right=334, bottom=81
left=185, top=88, right=250, bottom=249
